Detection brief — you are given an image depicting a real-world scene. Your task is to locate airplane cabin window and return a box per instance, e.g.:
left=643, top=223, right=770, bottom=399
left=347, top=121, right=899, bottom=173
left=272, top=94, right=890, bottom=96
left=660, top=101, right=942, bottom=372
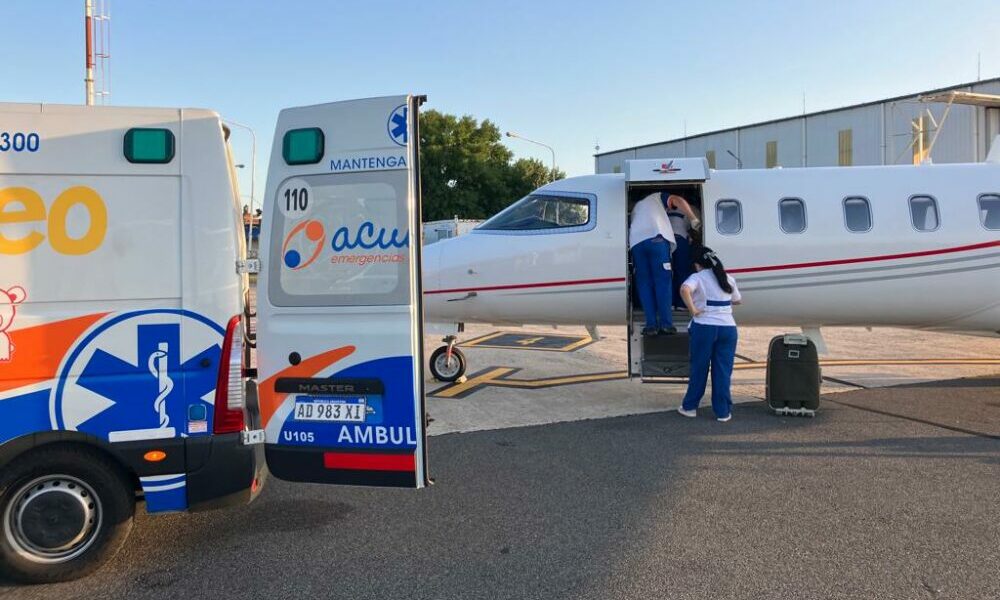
left=779, top=198, right=806, bottom=233
left=477, top=194, right=591, bottom=231
left=909, top=195, right=940, bottom=231
left=715, top=200, right=742, bottom=235
left=978, top=194, right=1000, bottom=230
left=843, top=196, right=872, bottom=232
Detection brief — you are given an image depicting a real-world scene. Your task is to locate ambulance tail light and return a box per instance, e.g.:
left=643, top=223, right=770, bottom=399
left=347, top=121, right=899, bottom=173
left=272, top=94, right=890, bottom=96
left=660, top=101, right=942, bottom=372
left=214, top=315, right=246, bottom=434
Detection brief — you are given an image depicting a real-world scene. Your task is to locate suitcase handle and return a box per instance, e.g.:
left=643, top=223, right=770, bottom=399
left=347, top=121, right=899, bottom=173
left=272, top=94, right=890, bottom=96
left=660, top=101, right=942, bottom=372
left=782, top=334, right=810, bottom=346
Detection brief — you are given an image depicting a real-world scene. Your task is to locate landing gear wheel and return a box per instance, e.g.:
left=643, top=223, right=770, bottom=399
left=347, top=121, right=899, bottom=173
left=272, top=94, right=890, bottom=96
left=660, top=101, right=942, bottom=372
left=0, top=446, right=135, bottom=584
left=430, top=346, right=466, bottom=382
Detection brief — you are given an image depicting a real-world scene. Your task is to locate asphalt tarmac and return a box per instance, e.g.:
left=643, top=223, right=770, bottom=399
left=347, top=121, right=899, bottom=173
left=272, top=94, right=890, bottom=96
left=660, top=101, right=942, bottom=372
left=4, top=376, right=997, bottom=600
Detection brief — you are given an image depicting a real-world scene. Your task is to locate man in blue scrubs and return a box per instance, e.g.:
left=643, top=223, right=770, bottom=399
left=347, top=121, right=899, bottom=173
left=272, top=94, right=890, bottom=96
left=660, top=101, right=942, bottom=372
left=629, top=193, right=677, bottom=336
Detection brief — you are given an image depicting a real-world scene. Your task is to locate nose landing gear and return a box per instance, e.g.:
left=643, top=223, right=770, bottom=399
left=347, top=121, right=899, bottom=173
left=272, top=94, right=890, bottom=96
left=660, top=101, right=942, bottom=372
left=429, top=335, right=467, bottom=382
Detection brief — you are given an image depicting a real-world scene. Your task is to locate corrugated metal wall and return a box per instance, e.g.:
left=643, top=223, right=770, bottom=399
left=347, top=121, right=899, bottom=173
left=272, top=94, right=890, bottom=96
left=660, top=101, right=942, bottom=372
left=973, top=80, right=1000, bottom=158
left=635, top=141, right=686, bottom=159
left=683, top=130, right=740, bottom=169
left=737, top=118, right=802, bottom=169
left=595, top=150, right=633, bottom=174
left=805, top=104, right=882, bottom=166
left=883, top=94, right=976, bottom=165
left=594, top=79, right=1000, bottom=173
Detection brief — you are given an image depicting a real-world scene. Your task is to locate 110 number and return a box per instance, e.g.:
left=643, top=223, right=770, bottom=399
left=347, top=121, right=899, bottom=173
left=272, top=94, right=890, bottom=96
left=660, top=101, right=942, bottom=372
left=284, top=187, right=309, bottom=212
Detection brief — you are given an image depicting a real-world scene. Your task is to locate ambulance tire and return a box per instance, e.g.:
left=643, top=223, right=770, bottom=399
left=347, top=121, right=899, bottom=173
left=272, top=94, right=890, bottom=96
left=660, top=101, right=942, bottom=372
left=429, top=346, right=467, bottom=382
left=0, top=445, right=135, bottom=584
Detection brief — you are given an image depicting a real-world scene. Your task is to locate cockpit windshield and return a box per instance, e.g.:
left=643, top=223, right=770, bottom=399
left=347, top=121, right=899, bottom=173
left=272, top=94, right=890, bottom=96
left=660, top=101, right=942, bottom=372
left=477, top=194, right=590, bottom=231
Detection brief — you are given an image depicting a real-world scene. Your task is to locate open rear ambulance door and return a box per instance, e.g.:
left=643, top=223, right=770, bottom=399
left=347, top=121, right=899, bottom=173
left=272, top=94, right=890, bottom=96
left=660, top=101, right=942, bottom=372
left=257, top=95, right=428, bottom=488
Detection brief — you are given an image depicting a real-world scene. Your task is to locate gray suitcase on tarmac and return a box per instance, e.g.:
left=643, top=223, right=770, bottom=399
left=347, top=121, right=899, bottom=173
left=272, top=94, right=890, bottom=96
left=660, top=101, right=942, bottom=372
left=765, top=334, right=821, bottom=417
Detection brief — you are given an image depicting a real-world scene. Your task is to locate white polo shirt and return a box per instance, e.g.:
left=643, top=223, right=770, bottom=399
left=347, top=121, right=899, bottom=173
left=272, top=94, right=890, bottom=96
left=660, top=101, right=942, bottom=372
left=629, top=193, right=676, bottom=250
left=682, top=270, right=741, bottom=327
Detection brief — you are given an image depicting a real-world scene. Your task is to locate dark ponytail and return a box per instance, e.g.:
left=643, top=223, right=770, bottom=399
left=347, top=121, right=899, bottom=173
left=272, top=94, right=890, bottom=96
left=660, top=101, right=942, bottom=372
left=691, top=246, right=733, bottom=293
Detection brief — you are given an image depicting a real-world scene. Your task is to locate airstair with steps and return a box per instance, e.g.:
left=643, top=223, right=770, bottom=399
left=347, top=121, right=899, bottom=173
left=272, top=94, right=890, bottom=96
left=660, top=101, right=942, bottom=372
left=630, top=309, right=693, bottom=381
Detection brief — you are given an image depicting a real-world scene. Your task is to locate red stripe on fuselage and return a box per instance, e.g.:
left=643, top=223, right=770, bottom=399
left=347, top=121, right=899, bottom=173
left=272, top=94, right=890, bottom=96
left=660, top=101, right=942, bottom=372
left=323, top=452, right=415, bottom=472
left=424, top=276, right=626, bottom=295
left=727, top=240, right=1000, bottom=274
left=421, top=241, right=1000, bottom=296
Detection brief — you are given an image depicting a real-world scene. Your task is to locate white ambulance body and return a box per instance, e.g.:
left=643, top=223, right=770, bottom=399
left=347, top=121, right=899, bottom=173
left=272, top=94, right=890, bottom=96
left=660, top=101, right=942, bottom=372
left=0, top=103, right=261, bottom=582
left=0, top=96, right=429, bottom=583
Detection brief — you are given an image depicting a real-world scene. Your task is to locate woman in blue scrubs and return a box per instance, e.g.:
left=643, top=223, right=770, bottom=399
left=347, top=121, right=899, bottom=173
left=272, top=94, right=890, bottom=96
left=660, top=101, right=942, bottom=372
left=676, top=247, right=742, bottom=422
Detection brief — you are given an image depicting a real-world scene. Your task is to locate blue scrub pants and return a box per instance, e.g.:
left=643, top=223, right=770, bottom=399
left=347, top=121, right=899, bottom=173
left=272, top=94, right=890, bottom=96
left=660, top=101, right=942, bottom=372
left=682, top=321, right=738, bottom=418
left=632, top=235, right=673, bottom=330
left=671, top=234, right=691, bottom=308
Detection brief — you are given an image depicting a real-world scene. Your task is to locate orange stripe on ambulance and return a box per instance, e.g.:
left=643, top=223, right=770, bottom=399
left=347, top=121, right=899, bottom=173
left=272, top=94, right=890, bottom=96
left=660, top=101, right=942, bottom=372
left=0, top=186, right=107, bottom=255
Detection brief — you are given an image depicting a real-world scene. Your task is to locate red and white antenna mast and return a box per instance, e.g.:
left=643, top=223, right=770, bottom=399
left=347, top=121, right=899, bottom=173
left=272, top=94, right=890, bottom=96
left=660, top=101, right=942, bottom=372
left=84, top=0, right=111, bottom=105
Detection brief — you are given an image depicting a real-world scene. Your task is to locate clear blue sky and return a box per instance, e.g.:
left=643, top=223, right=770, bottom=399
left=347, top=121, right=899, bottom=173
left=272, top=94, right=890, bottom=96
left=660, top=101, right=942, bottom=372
left=2, top=0, right=999, bottom=203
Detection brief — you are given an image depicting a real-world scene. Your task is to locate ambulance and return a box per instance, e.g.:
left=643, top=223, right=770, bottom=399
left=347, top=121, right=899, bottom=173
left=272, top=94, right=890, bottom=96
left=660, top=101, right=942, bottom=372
left=0, top=95, right=428, bottom=582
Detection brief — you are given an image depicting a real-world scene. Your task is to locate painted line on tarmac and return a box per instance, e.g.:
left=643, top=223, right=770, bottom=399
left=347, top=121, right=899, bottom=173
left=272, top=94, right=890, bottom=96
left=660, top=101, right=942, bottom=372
left=822, top=375, right=869, bottom=389
left=430, top=367, right=627, bottom=399
left=735, top=358, right=1000, bottom=371
left=432, top=367, right=519, bottom=399
left=459, top=331, right=596, bottom=352
left=430, top=358, right=1000, bottom=400
left=457, top=332, right=507, bottom=347
left=800, top=358, right=1000, bottom=367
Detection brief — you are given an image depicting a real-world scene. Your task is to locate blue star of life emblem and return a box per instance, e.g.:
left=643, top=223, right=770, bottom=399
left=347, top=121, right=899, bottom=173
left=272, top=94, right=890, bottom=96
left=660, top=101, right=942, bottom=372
left=52, top=310, right=225, bottom=440
left=387, top=104, right=408, bottom=147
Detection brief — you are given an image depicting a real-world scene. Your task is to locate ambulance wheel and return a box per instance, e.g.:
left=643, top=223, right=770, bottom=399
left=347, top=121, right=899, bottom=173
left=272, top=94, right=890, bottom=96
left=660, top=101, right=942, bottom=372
left=430, top=346, right=466, bottom=382
left=0, top=446, right=135, bottom=584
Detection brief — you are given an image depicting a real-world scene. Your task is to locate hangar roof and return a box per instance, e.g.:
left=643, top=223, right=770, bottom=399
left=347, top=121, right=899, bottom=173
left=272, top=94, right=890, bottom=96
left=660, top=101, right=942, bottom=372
left=595, top=77, right=1000, bottom=158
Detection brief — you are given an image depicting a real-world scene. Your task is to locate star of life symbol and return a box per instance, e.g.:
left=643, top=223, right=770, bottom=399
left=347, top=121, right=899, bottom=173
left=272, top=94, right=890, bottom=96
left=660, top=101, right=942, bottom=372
left=148, top=342, right=173, bottom=430
left=654, top=160, right=681, bottom=174
left=52, top=311, right=224, bottom=441
left=387, top=104, right=408, bottom=147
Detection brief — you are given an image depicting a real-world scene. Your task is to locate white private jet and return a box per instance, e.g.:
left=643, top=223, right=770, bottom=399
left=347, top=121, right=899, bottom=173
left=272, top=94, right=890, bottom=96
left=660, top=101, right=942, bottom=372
left=421, top=147, right=1000, bottom=382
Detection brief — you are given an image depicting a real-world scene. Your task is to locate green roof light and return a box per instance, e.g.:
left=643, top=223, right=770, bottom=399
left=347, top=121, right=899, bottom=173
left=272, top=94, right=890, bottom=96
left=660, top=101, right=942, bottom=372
left=123, top=128, right=175, bottom=164
left=283, top=128, right=325, bottom=165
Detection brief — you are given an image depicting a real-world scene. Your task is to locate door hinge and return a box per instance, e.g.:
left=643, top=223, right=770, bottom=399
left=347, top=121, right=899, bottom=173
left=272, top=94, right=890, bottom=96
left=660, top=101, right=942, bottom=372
left=236, top=259, right=260, bottom=274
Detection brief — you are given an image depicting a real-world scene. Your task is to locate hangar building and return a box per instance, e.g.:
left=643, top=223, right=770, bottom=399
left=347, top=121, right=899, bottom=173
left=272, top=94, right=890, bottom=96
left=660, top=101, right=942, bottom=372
left=595, top=78, right=1000, bottom=173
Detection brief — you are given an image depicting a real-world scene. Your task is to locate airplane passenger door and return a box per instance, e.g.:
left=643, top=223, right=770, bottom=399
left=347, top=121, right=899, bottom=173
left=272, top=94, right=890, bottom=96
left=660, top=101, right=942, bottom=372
left=624, top=158, right=709, bottom=380
left=257, top=95, right=428, bottom=488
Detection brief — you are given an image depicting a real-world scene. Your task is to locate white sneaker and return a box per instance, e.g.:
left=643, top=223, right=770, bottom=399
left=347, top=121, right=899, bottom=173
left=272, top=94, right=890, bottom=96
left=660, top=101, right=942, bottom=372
left=716, top=414, right=732, bottom=422
left=677, top=407, right=697, bottom=418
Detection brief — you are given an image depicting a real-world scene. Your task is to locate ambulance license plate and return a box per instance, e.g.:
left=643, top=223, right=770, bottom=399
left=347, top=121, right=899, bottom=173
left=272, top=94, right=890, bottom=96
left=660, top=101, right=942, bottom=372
left=293, top=396, right=367, bottom=422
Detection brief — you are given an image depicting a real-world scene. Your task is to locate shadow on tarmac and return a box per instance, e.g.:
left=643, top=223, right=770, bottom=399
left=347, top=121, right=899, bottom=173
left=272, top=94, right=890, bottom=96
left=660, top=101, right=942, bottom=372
left=4, top=378, right=999, bottom=600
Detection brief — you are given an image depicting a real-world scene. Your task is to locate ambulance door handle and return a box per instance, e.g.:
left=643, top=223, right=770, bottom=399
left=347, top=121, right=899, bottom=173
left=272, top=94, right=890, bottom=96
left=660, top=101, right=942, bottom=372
left=467, top=268, right=478, bottom=275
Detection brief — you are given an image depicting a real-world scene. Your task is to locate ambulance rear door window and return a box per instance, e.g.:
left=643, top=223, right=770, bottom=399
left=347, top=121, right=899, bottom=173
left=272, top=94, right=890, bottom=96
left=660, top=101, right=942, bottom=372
left=268, top=171, right=411, bottom=307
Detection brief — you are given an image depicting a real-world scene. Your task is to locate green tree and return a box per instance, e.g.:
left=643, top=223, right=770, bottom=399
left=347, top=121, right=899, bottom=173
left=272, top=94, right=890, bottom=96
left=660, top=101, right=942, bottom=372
left=419, top=110, right=565, bottom=221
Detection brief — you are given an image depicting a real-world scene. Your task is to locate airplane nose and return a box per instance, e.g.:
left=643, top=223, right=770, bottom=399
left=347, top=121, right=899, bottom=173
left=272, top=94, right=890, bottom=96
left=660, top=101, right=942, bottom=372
left=421, top=241, right=441, bottom=291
